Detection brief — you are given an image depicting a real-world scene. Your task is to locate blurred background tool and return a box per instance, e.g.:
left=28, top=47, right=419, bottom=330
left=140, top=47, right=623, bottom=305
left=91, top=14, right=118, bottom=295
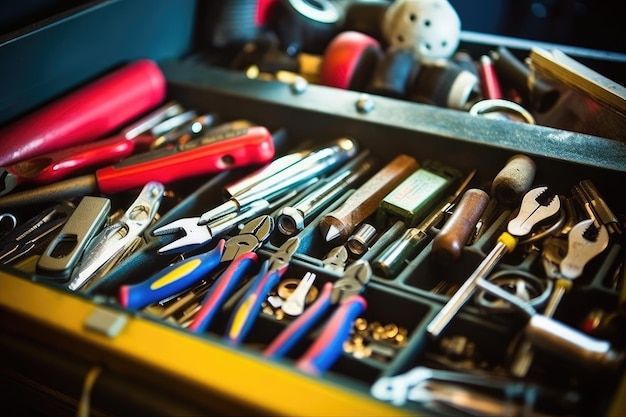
left=530, top=47, right=626, bottom=119
left=381, top=0, right=461, bottom=62
left=490, top=46, right=560, bottom=113
left=0, top=59, right=166, bottom=167
left=529, top=47, right=626, bottom=141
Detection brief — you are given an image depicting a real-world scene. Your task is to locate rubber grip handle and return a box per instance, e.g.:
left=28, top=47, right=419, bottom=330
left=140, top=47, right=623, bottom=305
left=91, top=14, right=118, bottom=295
left=225, top=262, right=287, bottom=345
left=9, top=134, right=154, bottom=188
left=263, top=281, right=334, bottom=360
left=296, top=294, right=367, bottom=375
left=119, top=240, right=225, bottom=311
left=188, top=252, right=258, bottom=333
left=0, top=59, right=166, bottom=166
left=431, top=188, right=490, bottom=264
left=491, top=46, right=560, bottom=113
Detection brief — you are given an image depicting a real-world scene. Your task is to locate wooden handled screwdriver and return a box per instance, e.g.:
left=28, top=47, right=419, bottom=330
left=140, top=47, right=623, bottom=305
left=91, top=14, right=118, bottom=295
left=431, top=188, right=490, bottom=265
left=318, top=154, right=419, bottom=242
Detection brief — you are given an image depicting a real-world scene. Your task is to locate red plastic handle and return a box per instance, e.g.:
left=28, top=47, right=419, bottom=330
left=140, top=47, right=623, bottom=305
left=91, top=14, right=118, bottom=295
left=0, top=59, right=166, bottom=166
left=7, top=133, right=155, bottom=187
left=95, top=126, right=276, bottom=194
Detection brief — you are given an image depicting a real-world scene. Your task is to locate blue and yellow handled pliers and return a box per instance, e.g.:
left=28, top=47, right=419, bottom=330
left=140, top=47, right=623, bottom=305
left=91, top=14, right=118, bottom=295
left=224, top=236, right=301, bottom=345
left=119, top=215, right=274, bottom=312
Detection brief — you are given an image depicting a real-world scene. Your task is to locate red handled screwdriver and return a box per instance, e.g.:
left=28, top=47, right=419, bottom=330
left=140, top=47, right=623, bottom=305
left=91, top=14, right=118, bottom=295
left=0, top=126, right=276, bottom=208
left=0, top=133, right=156, bottom=196
left=0, top=59, right=166, bottom=167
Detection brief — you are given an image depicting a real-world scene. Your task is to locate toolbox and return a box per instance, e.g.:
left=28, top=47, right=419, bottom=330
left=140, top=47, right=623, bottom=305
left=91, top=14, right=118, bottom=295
left=1, top=1, right=626, bottom=416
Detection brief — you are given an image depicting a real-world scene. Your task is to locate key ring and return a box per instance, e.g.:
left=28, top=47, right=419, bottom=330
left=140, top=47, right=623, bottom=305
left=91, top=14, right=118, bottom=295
left=474, top=269, right=552, bottom=313
left=0, top=213, right=17, bottom=238
left=469, top=99, right=536, bottom=124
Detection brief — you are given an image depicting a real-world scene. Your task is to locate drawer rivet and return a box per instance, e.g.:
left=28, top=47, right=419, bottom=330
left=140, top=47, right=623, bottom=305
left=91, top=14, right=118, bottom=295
left=356, top=94, right=375, bottom=113
left=290, top=76, right=308, bottom=94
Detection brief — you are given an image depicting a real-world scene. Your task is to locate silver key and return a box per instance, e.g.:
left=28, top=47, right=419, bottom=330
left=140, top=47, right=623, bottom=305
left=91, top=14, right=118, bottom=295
left=281, top=272, right=317, bottom=316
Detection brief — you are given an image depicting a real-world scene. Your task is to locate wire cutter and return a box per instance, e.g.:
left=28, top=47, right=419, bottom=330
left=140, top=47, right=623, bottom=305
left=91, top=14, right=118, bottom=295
left=152, top=199, right=273, bottom=255
left=119, top=215, right=274, bottom=312
left=263, top=260, right=371, bottom=376
left=224, top=236, right=300, bottom=345
left=68, top=181, right=164, bottom=291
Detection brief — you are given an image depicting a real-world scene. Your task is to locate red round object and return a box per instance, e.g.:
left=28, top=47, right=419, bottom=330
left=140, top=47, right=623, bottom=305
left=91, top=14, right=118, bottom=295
left=319, top=31, right=382, bottom=90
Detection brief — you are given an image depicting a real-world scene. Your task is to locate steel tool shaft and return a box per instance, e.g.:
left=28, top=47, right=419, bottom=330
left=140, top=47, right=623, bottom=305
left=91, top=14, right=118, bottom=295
left=198, top=137, right=359, bottom=225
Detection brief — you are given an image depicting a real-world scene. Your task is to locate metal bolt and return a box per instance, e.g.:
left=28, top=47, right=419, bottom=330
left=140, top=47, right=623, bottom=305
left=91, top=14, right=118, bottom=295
left=290, top=75, right=308, bottom=94
left=356, top=94, right=375, bottom=113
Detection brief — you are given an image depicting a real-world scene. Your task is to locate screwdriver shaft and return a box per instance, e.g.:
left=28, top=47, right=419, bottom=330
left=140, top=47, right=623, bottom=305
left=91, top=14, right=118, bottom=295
left=426, top=233, right=516, bottom=338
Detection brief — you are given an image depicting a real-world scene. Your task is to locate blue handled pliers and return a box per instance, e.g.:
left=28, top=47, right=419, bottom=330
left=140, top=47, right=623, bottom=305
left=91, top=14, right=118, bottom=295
left=224, top=236, right=301, bottom=345
left=119, top=215, right=274, bottom=312
left=263, top=260, right=371, bottom=375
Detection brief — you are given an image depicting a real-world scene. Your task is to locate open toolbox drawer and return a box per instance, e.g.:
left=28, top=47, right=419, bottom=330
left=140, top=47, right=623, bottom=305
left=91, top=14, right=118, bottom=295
left=2, top=1, right=626, bottom=416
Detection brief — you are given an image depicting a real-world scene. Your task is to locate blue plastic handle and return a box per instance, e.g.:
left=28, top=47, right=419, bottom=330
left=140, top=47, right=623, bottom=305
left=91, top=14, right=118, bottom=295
left=296, top=295, right=367, bottom=376
left=263, top=281, right=334, bottom=360
left=119, top=240, right=225, bottom=310
left=225, top=261, right=287, bottom=345
left=188, top=252, right=258, bottom=333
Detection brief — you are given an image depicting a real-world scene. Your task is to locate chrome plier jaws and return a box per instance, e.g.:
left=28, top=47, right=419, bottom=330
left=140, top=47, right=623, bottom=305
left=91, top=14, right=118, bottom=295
left=267, top=236, right=300, bottom=271
left=68, top=181, right=164, bottom=291
left=152, top=217, right=211, bottom=254
left=119, top=216, right=274, bottom=312
left=152, top=206, right=275, bottom=255
left=221, top=215, right=275, bottom=262
left=330, top=260, right=371, bottom=305
left=322, top=245, right=349, bottom=274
